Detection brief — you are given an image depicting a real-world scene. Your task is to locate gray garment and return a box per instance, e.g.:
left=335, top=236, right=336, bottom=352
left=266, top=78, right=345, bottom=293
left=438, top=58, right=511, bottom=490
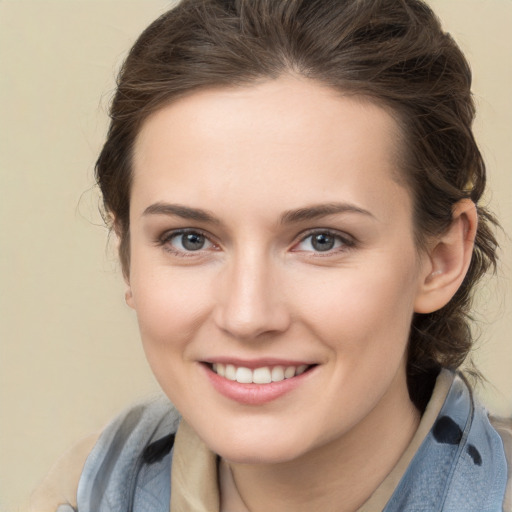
left=66, top=373, right=508, bottom=512
left=69, top=397, right=179, bottom=512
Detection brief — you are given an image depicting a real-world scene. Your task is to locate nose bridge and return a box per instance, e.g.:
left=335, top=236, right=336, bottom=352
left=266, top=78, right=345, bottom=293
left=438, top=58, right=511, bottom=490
left=214, top=244, right=290, bottom=339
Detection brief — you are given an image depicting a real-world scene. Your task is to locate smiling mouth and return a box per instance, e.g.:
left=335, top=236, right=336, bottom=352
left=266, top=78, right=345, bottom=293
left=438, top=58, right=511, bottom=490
left=208, top=363, right=315, bottom=384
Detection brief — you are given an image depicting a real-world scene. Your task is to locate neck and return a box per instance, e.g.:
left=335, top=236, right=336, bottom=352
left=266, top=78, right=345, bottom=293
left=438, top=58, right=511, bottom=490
left=224, top=370, right=420, bottom=512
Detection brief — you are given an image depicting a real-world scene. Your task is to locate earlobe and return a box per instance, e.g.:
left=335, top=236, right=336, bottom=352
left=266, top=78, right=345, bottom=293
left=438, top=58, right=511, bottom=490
left=414, top=199, right=477, bottom=314
left=112, top=217, right=134, bottom=308
left=125, top=287, right=135, bottom=309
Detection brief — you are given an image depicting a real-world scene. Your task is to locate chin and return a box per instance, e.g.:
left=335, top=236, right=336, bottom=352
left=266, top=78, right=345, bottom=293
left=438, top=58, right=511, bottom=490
left=220, top=446, right=303, bottom=465
left=206, top=429, right=312, bottom=465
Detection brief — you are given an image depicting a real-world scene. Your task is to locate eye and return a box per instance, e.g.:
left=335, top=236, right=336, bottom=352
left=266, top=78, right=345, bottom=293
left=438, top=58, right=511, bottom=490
left=293, top=231, right=353, bottom=253
left=160, top=230, right=216, bottom=254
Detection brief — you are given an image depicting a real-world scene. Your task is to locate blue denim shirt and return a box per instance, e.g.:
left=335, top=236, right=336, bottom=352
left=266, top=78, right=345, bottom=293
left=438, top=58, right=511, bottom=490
left=62, top=372, right=508, bottom=512
left=383, top=374, right=507, bottom=511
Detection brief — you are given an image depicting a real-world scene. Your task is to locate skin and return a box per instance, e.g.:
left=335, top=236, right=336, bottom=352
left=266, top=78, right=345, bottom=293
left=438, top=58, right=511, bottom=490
left=125, top=76, right=476, bottom=511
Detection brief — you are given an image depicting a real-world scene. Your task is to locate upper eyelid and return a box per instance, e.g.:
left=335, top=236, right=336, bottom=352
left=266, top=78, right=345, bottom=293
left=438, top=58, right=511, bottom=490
left=159, top=227, right=215, bottom=243
left=294, top=228, right=355, bottom=243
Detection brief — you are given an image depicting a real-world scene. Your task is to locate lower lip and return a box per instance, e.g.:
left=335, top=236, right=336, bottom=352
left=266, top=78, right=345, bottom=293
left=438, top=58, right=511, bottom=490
left=202, top=364, right=315, bottom=405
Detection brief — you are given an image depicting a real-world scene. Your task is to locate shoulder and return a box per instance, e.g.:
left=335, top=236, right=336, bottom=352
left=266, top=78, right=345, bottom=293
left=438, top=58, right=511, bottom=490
left=76, top=395, right=179, bottom=511
left=490, top=415, right=512, bottom=512
left=384, top=372, right=510, bottom=511
left=30, top=396, right=179, bottom=512
left=442, top=376, right=510, bottom=511
left=30, top=432, right=100, bottom=512
left=440, top=375, right=512, bottom=512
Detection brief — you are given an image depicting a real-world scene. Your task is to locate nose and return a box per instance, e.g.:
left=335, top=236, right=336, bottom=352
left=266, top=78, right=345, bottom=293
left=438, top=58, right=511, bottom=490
left=213, top=252, right=291, bottom=340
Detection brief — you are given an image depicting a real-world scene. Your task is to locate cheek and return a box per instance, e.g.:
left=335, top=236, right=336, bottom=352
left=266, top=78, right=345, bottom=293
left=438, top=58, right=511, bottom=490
left=129, top=269, right=214, bottom=406
left=129, top=266, right=213, bottom=356
left=289, top=258, right=419, bottom=355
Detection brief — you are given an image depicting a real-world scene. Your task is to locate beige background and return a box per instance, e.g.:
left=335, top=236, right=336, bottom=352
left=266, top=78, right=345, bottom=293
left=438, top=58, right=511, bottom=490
left=0, top=1, right=511, bottom=510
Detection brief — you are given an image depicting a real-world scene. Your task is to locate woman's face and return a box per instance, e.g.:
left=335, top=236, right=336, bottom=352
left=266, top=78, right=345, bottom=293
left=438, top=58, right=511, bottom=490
left=127, top=77, right=431, bottom=463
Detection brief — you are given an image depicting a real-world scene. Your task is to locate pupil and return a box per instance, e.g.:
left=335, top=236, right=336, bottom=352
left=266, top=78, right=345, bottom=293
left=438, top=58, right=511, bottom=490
left=182, top=233, right=205, bottom=251
left=312, top=233, right=334, bottom=251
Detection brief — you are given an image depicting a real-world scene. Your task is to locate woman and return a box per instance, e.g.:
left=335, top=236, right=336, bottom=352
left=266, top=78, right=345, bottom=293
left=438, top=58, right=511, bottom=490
left=32, top=0, right=511, bottom=510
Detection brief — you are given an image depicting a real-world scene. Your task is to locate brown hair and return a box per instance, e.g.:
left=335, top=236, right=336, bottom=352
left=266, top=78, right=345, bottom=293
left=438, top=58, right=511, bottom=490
left=96, top=0, right=498, bottom=410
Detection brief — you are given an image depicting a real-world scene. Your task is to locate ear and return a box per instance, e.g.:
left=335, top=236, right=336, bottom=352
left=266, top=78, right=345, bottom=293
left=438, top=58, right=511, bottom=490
left=112, top=217, right=135, bottom=309
left=125, top=287, right=135, bottom=309
left=122, top=262, right=135, bottom=310
left=414, top=199, right=477, bottom=314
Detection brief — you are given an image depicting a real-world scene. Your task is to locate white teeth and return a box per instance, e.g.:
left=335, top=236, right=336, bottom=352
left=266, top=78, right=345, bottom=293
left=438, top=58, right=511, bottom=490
left=296, top=364, right=308, bottom=375
left=271, top=366, right=285, bottom=382
left=236, top=367, right=253, bottom=384
left=225, top=364, right=236, bottom=381
left=211, top=363, right=310, bottom=383
left=253, top=367, right=272, bottom=384
left=216, top=363, right=226, bottom=377
left=284, top=366, right=296, bottom=379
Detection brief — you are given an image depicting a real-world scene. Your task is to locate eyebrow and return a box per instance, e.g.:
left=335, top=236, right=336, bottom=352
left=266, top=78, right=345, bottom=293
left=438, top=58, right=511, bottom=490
left=142, top=201, right=374, bottom=225
left=142, top=203, right=221, bottom=224
left=279, top=202, right=375, bottom=224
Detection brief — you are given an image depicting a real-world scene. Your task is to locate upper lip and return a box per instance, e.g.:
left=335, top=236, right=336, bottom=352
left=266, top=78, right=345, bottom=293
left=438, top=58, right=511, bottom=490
left=202, top=357, right=316, bottom=369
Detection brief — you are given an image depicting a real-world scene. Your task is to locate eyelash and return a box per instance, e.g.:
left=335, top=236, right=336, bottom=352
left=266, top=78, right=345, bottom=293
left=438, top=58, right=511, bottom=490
left=156, top=228, right=356, bottom=257
left=292, top=229, right=356, bottom=255
left=157, top=229, right=218, bottom=258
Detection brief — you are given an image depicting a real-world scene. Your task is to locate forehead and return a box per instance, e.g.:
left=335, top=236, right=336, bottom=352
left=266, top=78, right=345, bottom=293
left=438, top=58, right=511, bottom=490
left=131, top=76, right=410, bottom=224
